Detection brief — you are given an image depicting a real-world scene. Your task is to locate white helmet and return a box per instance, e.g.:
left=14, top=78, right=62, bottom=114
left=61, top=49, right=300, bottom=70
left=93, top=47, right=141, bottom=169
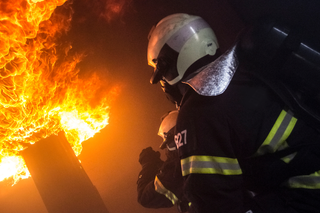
left=158, top=110, right=178, bottom=151
left=148, top=13, right=219, bottom=85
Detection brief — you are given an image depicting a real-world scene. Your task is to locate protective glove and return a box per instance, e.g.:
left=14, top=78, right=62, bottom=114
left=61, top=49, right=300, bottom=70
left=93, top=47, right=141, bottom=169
left=139, top=147, right=162, bottom=167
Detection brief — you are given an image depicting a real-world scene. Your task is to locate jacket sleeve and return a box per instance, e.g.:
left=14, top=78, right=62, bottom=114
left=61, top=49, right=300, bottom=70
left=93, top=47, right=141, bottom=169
left=137, top=159, right=173, bottom=208
left=154, top=150, right=188, bottom=209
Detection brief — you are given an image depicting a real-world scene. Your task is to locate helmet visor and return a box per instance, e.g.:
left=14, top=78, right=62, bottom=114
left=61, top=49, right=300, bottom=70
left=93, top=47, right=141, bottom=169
left=150, top=59, right=166, bottom=84
left=159, top=128, right=176, bottom=150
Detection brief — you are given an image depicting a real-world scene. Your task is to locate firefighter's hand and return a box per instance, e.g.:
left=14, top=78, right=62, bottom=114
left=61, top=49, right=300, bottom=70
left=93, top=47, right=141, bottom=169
left=139, top=147, right=162, bottom=166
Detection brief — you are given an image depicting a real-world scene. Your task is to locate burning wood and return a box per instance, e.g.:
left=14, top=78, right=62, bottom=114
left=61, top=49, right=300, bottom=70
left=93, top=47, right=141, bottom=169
left=21, top=132, right=109, bottom=213
left=0, top=0, right=118, bottom=184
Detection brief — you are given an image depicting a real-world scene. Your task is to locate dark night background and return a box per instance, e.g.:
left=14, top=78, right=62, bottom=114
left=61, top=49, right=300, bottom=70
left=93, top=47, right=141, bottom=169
left=0, top=0, right=319, bottom=212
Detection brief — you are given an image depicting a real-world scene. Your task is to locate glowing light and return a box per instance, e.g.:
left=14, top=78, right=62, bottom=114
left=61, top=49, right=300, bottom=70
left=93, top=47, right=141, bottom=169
left=0, top=0, right=119, bottom=185
left=0, top=156, right=30, bottom=184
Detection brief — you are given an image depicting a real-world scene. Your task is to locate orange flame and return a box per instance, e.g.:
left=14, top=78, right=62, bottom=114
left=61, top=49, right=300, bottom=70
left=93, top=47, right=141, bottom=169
left=0, top=0, right=119, bottom=184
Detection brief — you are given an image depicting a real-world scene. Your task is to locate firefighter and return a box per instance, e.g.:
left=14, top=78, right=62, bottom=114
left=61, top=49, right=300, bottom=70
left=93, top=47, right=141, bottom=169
left=147, top=13, right=320, bottom=213
left=137, top=110, right=190, bottom=212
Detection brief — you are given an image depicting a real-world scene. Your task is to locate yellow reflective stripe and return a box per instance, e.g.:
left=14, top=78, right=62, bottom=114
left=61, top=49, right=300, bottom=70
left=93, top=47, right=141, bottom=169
left=281, top=152, right=297, bottom=164
left=154, top=176, right=179, bottom=205
left=278, top=141, right=297, bottom=164
left=256, top=110, right=297, bottom=155
left=181, top=155, right=242, bottom=176
left=286, top=171, right=320, bottom=189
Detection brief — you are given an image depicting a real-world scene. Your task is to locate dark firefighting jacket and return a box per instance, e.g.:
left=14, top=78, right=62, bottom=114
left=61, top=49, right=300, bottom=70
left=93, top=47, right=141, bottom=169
left=137, top=149, right=189, bottom=212
left=175, top=68, right=320, bottom=213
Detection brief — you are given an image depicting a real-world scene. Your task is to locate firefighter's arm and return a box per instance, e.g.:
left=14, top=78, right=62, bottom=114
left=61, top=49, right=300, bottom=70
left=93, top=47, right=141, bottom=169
left=137, top=147, right=173, bottom=208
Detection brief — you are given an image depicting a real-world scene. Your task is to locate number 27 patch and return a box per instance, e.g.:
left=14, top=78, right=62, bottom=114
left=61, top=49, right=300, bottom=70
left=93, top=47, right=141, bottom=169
left=175, top=129, right=187, bottom=149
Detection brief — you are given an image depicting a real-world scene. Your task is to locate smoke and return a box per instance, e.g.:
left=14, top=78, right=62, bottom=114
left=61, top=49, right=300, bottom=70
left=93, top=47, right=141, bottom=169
left=82, top=0, right=134, bottom=23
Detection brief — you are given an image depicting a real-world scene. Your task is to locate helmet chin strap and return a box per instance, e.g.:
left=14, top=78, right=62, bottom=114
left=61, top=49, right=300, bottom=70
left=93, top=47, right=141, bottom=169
left=160, top=80, right=183, bottom=106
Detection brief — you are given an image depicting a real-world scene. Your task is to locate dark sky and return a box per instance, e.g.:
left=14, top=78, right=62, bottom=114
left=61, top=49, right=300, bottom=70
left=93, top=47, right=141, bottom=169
left=0, top=0, right=319, bottom=212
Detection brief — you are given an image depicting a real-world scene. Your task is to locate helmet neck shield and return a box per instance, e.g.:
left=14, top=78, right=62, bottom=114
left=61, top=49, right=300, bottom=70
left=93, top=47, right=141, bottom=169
left=185, top=45, right=239, bottom=96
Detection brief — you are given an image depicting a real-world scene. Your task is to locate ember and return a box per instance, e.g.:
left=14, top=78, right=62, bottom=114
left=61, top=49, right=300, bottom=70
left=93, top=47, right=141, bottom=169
left=0, top=0, right=118, bottom=184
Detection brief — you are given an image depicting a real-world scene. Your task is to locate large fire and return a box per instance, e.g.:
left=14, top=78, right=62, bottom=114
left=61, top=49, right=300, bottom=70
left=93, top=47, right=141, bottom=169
left=0, top=0, right=118, bottom=184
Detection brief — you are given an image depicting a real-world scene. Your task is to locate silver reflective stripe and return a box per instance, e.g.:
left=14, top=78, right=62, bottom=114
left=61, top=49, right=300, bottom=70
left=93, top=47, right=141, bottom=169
left=256, top=110, right=297, bottom=156
left=286, top=171, right=320, bottom=189
left=154, top=176, right=179, bottom=205
left=181, top=155, right=242, bottom=176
